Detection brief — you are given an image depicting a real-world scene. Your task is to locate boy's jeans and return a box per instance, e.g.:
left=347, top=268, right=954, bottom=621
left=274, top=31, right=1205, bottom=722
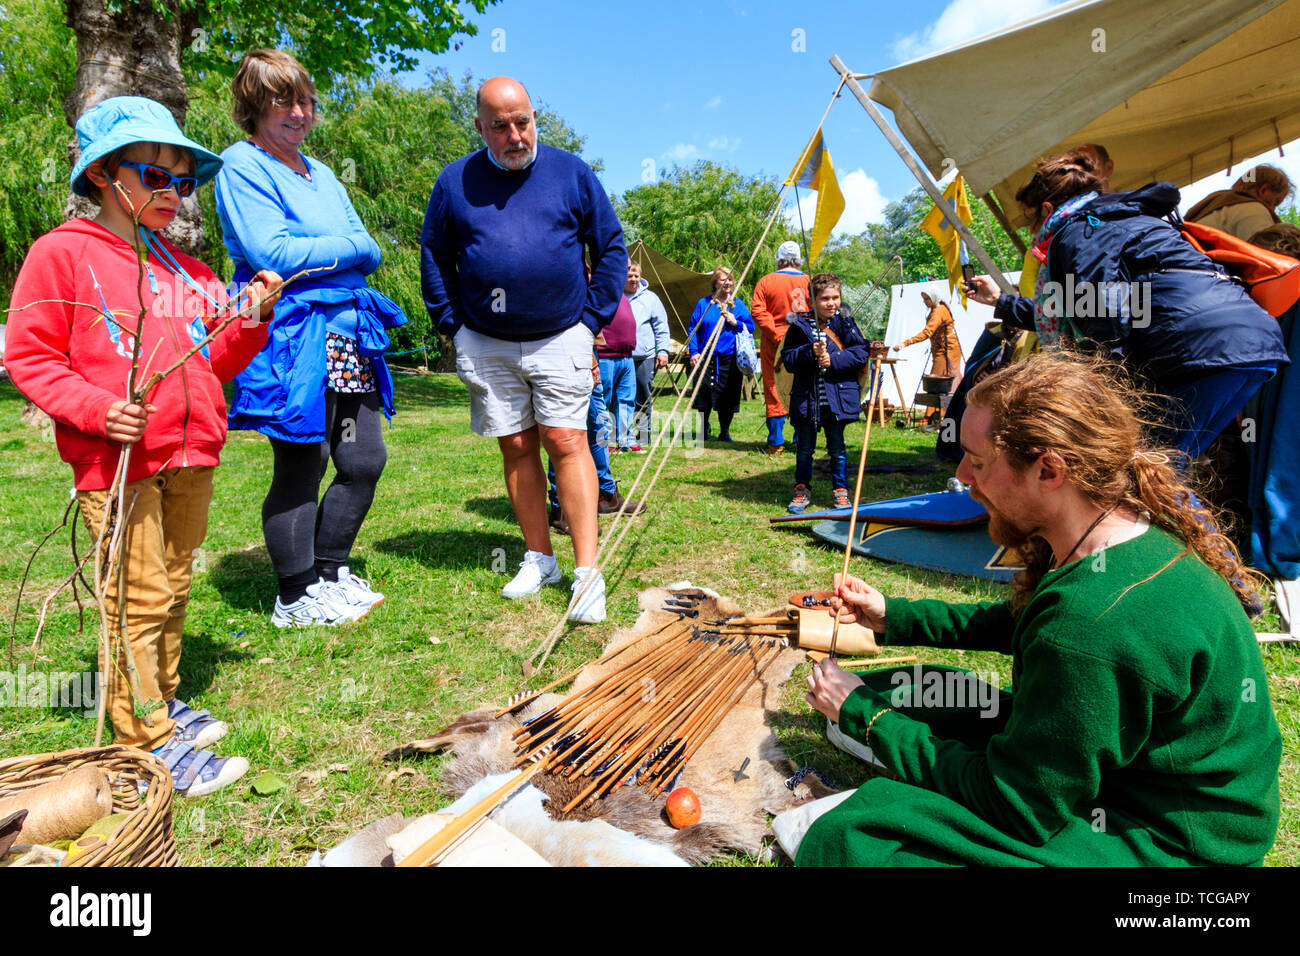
left=793, top=415, right=848, bottom=490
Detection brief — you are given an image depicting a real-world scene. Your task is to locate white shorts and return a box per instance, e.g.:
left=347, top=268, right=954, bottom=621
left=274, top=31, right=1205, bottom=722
left=454, top=324, right=595, bottom=437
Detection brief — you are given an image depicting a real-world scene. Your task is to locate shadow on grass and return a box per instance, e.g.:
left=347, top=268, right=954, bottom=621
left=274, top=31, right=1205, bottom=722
left=391, top=372, right=470, bottom=410
left=208, top=546, right=384, bottom=610
left=175, top=628, right=256, bottom=701
left=209, top=547, right=279, bottom=611
left=50, top=625, right=252, bottom=721
left=694, top=453, right=953, bottom=511
left=374, top=529, right=525, bottom=570
left=463, top=495, right=515, bottom=523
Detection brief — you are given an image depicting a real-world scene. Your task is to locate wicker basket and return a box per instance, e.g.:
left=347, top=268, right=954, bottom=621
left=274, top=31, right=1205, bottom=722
left=0, top=746, right=177, bottom=866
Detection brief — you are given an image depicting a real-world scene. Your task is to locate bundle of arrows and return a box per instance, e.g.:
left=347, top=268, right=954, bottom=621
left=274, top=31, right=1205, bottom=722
left=398, top=606, right=796, bottom=866
left=507, top=614, right=793, bottom=814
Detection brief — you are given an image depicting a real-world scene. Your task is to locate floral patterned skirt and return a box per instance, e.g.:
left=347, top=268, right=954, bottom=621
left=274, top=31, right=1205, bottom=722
left=326, top=333, right=376, bottom=393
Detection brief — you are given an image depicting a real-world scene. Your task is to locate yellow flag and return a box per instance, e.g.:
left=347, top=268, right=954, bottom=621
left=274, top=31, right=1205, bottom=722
left=920, top=174, right=973, bottom=302
left=785, top=130, right=845, bottom=264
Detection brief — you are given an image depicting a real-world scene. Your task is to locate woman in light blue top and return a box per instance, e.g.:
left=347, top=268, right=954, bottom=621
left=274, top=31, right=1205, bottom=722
left=215, top=48, right=407, bottom=627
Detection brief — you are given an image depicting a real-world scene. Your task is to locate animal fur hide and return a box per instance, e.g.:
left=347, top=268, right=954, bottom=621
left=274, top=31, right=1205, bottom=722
left=386, top=585, right=833, bottom=864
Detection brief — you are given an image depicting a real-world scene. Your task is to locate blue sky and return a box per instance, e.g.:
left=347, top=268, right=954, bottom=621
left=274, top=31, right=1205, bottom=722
left=398, top=0, right=1300, bottom=238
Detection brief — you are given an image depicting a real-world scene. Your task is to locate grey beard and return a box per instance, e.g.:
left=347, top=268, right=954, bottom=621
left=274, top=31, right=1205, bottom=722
left=495, top=143, right=537, bottom=170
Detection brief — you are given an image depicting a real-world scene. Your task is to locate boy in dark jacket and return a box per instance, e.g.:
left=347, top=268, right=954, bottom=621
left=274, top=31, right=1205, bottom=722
left=782, top=273, right=869, bottom=513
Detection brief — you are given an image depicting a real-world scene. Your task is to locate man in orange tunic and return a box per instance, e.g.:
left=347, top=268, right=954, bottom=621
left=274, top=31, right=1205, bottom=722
left=751, top=240, right=811, bottom=454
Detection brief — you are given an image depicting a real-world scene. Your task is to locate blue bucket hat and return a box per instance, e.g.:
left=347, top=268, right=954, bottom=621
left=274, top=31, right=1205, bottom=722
left=70, top=96, right=223, bottom=198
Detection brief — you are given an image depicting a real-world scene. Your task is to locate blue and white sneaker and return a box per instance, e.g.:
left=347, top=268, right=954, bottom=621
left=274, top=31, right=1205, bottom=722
left=153, top=737, right=249, bottom=798
left=167, top=698, right=228, bottom=750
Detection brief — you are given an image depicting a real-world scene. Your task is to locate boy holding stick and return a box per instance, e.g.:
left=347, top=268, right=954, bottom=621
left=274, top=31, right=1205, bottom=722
left=781, top=273, right=869, bottom=514
left=6, top=97, right=280, bottom=795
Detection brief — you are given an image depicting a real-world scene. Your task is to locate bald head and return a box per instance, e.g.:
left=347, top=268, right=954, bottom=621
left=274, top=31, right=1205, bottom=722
left=476, top=76, right=532, bottom=115
left=474, top=76, right=537, bottom=171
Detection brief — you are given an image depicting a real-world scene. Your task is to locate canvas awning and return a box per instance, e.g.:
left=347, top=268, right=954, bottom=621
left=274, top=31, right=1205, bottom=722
left=866, top=0, right=1300, bottom=228
left=627, top=238, right=715, bottom=342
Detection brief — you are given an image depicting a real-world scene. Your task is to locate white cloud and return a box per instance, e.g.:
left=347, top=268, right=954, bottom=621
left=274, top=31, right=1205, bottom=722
left=707, top=135, right=742, bottom=152
left=787, top=167, right=890, bottom=239
left=1176, top=143, right=1300, bottom=216
left=892, top=0, right=1064, bottom=63
left=704, top=96, right=724, bottom=110
left=662, top=142, right=698, bottom=163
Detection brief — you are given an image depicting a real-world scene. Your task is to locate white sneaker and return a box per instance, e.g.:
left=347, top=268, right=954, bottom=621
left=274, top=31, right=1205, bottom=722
left=502, top=551, right=562, bottom=599
left=569, top=566, right=606, bottom=624
left=333, top=565, right=385, bottom=609
left=271, top=581, right=366, bottom=628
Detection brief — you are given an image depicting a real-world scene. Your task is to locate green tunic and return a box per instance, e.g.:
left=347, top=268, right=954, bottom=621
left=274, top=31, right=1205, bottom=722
left=796, top=526, right=1281, bottom=866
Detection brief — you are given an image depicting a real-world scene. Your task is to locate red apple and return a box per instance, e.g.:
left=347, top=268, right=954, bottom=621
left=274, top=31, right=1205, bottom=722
left=665, top=787, right=702, bottom=828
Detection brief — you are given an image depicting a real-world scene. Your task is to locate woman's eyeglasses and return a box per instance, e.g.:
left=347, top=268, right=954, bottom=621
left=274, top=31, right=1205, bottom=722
left=269, top=94, right=317, bottom=113
left=118, top=160, right=198, bottom=198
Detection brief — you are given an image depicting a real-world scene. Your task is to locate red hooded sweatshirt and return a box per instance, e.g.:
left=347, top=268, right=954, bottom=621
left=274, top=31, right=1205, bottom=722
left=5, top=219, right=269, bottom=490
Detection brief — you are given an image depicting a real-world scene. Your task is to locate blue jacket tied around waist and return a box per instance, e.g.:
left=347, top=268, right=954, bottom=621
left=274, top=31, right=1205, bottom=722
left=228, top=279, right=407, bottom=443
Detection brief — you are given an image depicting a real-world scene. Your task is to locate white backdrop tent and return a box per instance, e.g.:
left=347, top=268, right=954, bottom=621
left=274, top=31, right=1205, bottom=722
left=881, top=277, right=1020, bottom=410
left=865, top=0, right=1300, bottom=230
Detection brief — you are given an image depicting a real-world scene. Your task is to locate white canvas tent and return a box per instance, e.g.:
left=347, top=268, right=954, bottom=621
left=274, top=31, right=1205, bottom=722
left=864, top=0, right=1300, bottom=229
left=882, top=278, right=1019, bottom=409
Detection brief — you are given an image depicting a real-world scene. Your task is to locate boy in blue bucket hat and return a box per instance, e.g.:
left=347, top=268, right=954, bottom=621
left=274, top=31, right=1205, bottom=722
left=6, top=96, right=282, bottom=796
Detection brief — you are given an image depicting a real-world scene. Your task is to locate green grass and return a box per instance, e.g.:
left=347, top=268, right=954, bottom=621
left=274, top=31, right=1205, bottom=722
left=1, top=372, right=1296, bottom=866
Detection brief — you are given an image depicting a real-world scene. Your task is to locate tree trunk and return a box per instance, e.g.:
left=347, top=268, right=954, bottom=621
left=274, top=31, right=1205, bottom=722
left=63, top=0, right=203, bottom=255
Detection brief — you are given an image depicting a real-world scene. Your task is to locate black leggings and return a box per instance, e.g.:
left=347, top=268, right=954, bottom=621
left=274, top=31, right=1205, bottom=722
left=263, top=392, right=387, bottom=599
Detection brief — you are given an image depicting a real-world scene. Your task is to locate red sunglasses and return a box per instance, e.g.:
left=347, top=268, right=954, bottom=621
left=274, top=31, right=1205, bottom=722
left=118, top=160, right=198, bottom=198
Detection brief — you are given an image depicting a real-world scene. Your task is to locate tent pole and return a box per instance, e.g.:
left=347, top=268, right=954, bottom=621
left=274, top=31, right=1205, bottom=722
left=982, top=194, right=1028, bottom=256
left=829, top=55, right=1016, bottom=296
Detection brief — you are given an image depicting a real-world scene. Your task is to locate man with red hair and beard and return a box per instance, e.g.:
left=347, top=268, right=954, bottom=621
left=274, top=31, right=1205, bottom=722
left=792, top=353, right=1281, bottom=867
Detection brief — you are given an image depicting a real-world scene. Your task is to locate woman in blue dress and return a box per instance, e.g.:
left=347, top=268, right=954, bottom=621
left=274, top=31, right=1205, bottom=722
left=687, top=267, right=755, bottom=442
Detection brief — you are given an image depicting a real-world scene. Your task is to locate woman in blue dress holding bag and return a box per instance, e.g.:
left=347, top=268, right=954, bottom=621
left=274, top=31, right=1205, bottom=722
left=687, top=267, right=755, bottom=443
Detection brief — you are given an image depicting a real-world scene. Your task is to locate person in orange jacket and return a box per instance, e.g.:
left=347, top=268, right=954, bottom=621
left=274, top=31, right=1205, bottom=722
left=895, top=291, right=963, bottom=425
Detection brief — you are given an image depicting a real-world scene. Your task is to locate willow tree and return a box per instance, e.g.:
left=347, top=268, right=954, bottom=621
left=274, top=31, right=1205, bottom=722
left=63, top=0, right=497, bottom=250
left=614, top=161, right=783, bottom=301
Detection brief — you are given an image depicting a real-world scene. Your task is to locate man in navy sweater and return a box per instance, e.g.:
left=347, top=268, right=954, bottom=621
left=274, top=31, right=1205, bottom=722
left=421, top=76, right=626, bottom=623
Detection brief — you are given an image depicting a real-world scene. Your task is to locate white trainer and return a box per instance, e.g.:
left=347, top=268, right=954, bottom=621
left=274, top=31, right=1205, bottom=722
left=569, top=566, right=606, bottom=624
left=502, top=550, right=561, bottom=598
left=333, top=565, right=385, bottom=609
left=271, top=581, right=367, bottom=628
